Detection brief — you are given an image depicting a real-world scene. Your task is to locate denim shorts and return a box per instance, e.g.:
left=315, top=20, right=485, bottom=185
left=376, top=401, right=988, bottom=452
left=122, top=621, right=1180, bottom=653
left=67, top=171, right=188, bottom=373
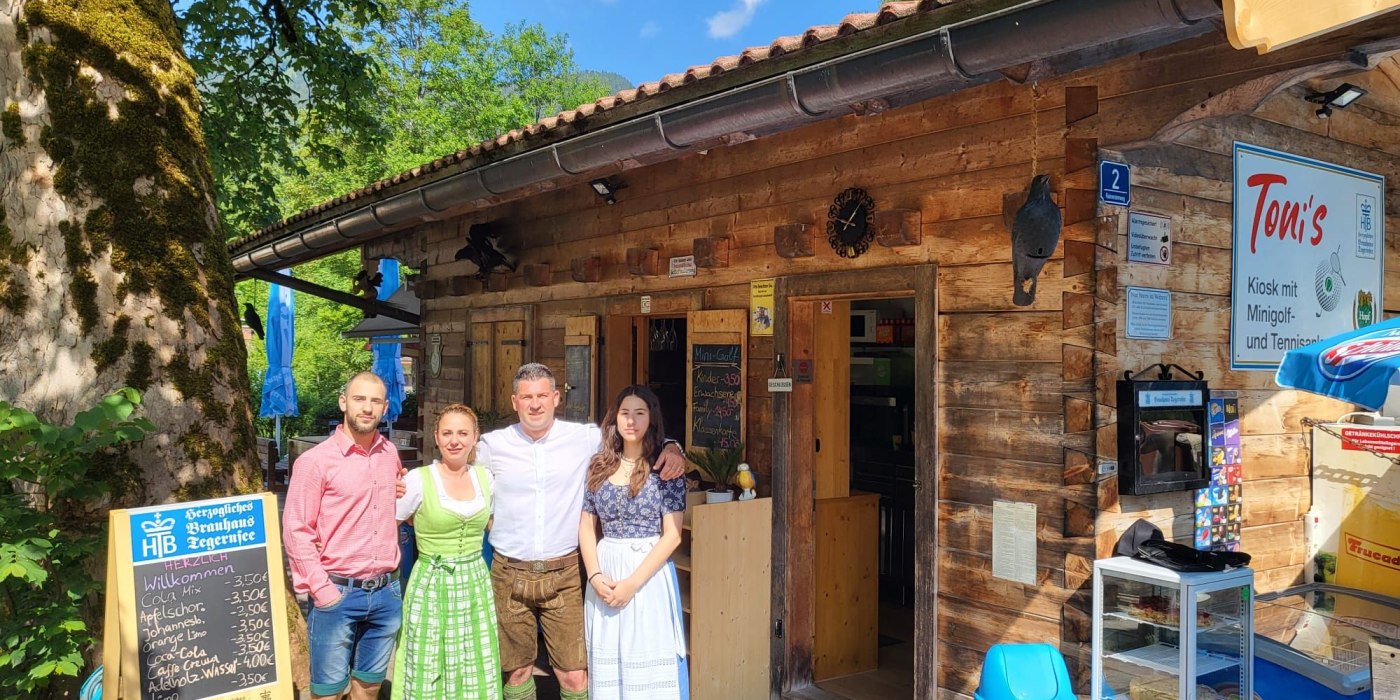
left=307, top=579, right=403, bottom=696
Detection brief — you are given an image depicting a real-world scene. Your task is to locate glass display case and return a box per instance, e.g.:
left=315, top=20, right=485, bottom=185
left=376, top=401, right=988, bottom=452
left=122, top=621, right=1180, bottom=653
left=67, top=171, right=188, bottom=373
left=1093, top=556, right=1254, bottom=700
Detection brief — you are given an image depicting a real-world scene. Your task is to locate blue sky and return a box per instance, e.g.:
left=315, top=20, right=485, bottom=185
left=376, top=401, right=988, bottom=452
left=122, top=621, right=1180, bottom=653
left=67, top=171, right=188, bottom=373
left=473, top=1, right=878, bottom=87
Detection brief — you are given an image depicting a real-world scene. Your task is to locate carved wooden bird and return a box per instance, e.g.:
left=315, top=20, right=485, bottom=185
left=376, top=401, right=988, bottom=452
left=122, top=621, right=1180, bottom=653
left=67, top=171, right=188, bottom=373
left=454, top=222, right=517, bottom=281
left=1010, top=174, right=1062, bottom=307
left=243, top=303, right=265, bottom=340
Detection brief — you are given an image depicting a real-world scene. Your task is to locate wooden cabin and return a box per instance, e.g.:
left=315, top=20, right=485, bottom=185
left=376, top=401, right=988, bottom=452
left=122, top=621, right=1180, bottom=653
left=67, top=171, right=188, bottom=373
left=229, top=2, right=1400, bottom=697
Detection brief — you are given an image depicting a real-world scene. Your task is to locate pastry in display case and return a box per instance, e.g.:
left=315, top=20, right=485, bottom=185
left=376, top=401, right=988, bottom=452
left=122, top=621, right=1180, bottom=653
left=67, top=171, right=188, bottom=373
left=1093, top=556, right=1254, bottom=700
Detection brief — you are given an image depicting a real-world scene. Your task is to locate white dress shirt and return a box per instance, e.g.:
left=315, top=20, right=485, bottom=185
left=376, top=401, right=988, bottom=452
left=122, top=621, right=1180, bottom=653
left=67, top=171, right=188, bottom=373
left=480, top=420, right=602, bottom=560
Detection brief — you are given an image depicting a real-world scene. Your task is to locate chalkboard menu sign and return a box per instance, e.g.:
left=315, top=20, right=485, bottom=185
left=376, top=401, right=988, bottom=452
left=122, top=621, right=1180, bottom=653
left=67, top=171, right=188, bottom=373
left=691, top=343, right=743, bottom=449
left=104, top=493, right=293, bottom=700
left=564, top=343, right=592, bottom=422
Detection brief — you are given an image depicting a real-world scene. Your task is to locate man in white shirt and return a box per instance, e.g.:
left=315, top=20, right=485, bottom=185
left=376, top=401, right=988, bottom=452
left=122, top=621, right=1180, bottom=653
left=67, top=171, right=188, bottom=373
left=484, top=363, right=685, bottom=700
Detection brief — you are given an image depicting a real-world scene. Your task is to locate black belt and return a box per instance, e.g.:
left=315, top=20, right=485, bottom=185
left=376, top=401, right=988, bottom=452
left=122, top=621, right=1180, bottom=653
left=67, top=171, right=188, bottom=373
left=329, top=570, right=398, bottom=591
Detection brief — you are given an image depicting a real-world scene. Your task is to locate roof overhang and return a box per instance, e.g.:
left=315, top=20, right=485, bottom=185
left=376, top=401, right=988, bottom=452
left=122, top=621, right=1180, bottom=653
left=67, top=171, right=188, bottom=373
left=227, top=0, right=1227, bottom=280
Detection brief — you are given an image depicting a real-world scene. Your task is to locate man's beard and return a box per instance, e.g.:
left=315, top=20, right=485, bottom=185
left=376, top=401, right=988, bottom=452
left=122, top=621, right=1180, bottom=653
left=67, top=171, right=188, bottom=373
left=346, top=414, right=379, bottom=434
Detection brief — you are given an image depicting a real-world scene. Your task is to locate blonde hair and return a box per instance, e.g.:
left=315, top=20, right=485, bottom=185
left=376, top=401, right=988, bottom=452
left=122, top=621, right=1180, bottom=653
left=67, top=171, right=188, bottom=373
left=435, top=403, right=481, bottom=464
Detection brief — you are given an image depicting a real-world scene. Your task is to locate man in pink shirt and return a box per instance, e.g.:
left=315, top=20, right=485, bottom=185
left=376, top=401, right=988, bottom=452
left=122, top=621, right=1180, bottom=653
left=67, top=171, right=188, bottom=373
left=283, top=372, right=403, bottom=700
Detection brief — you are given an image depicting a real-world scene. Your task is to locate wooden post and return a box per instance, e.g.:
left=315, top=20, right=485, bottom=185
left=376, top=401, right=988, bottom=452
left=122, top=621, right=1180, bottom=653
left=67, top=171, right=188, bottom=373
left=693, top=237, right=730, bottom=268
left=626, top=247, right=661, bottom=276
left=524, top=263, right=551, bottom=287
left=774, top=224, right=814, bottom=259
left=875, top=209, right=921, bottom=247
left=571, top=256, right=603, bottom=283
left=449, top=275, right=472, bottom=296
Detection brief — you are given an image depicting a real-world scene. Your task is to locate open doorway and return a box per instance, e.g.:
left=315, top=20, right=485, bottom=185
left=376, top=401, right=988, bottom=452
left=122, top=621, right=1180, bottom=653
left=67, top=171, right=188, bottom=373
left=813, top=296, right=917, bottom=700
left=643, top=316, right=688, bottom=446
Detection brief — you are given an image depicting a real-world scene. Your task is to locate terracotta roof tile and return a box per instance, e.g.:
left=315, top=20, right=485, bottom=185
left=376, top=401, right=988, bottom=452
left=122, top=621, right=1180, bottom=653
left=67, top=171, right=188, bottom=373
left=231, top=0, right=956, bottom=252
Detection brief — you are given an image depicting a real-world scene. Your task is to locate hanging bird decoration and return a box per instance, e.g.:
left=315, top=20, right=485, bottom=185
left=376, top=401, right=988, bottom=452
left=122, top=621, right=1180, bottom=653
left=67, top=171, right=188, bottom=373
left=1010, top=174, right=1063, bottom=307
left=351, top=268, right=383, bottom=298
left=454, top=222, right=517, bottom=281
left=243, top=303, right=265, bottom=341
left=736, top=462, right=757, bottom=501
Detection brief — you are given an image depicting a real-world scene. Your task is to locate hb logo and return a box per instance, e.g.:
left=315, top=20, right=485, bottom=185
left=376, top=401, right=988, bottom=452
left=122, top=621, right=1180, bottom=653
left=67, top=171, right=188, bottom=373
left=140, top=513, right=177, bottom=559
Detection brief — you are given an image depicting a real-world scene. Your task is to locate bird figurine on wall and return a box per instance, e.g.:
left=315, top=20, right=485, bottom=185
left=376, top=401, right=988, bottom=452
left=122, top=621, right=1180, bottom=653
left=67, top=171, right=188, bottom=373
left=454, top=222, right=517, bottom=281
left=243, top=303, right=265, bottom=341
left=736, top=463, right=756, bottom=501
left=1010, top=174, right=1063, bottom=307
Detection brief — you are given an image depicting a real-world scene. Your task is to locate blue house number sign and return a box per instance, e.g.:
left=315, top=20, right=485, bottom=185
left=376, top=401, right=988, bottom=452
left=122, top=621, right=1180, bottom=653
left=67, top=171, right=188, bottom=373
left=1099, top=160, right=1131, bottom=206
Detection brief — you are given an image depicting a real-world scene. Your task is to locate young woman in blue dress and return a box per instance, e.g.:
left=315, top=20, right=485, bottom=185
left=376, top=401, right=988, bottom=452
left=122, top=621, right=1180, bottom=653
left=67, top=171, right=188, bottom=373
left=578, top=385, right=689, bottom=700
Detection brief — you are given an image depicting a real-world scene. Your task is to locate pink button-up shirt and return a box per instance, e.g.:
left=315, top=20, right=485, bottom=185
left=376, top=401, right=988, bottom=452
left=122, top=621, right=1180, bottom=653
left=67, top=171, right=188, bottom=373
left=282, top=425, right=401, bottom=606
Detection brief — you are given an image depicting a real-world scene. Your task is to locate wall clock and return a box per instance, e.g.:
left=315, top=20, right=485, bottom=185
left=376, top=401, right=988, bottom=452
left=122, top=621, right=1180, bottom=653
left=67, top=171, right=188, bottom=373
left=827, top=187, right=876, bottom=259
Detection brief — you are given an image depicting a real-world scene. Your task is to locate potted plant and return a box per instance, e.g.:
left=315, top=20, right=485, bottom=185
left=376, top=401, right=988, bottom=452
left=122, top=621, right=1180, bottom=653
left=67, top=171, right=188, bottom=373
left=686, top=443, right=744, bottom=504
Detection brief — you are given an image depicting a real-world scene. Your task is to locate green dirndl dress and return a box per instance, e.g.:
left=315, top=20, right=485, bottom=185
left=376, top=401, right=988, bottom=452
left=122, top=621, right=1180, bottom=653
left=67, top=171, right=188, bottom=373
left=392, top=463, right=501, bottom=700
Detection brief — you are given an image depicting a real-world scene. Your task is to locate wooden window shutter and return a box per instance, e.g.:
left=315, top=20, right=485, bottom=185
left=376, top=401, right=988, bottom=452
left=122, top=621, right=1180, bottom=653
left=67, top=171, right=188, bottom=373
left=602, top=315, right=636, bottom=410
left=562, top=315, right=599, bottom=423
left=686, top=309, right=747, bottom=452
left=469, top=321, right=495, bottom=413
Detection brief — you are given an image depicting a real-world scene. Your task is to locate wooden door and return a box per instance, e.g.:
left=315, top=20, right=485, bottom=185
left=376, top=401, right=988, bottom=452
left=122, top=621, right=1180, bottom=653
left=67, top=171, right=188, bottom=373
left=813, top=300, right=851, bottom=500
left=562, top=315, right=599, bottom=423
left=686, top=309, right=747, bottom=452
left=493, top=321, right=524, bottom=408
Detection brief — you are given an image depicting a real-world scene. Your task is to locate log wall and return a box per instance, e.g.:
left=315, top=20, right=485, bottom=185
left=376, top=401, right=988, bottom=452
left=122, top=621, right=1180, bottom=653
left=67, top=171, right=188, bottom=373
left=358, top=18, right=1400, bottom=698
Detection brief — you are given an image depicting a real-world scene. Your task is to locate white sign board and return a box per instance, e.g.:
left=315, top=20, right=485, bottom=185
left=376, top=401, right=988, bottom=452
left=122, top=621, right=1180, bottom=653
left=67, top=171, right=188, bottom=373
left=669, top=255, right=697, bottom=278
left=1128, top=211, right=1172, bottom=265
left=992, top=500, right=1037, bottom=586
left=1232, top=143, right=1384, bottom=370
left=1126, top=286, right=1172, bottom=340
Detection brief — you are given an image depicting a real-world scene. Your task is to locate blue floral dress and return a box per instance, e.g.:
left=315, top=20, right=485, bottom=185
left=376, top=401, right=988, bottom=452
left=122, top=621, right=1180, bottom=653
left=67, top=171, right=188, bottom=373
left=582, top=473, right=690, bottom=700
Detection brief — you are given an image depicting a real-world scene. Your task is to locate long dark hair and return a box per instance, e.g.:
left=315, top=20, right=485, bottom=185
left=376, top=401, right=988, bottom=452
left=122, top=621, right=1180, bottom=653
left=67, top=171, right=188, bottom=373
left=586, top=385, right=666, bottom=498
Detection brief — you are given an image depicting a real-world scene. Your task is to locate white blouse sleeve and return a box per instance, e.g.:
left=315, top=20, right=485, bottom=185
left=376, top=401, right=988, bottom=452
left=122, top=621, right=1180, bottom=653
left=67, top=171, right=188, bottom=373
left=396, top=468, right=425, bottom=521
left=478, top=465, right=495, bottom=514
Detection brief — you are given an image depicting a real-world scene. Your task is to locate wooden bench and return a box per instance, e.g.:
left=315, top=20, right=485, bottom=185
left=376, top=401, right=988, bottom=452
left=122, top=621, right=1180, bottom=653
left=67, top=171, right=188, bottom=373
left=256, top=437, right=287, bottom=493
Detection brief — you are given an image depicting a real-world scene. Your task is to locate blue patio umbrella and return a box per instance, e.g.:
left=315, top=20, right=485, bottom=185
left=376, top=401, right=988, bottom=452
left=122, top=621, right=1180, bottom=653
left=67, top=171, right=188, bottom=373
left=371, top=258, right=406, bottom=424
left=1275, top=316, right=1400, bottom=411
left=259, top=271, right=299, bottom=452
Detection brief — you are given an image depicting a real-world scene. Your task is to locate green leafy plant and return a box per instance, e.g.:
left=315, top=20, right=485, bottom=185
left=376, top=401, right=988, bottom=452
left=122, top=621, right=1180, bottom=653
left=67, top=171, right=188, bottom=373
left=685, top=443, right=745, bottom=492
left=0, top=389, right=153, bottom=696
left=474, top=409, right=514, bottom=433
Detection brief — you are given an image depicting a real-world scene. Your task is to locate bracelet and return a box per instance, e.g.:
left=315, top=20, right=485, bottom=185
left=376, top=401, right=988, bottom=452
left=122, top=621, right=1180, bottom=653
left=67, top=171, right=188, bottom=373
left=588, top=572, right=602, bottom=583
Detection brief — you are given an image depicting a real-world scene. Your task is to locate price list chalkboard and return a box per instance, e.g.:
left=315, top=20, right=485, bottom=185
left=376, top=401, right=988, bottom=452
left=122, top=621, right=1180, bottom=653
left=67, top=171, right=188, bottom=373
left=691, top=343, right=743, bottom=449
left=106, top=493, right=293, bottom=700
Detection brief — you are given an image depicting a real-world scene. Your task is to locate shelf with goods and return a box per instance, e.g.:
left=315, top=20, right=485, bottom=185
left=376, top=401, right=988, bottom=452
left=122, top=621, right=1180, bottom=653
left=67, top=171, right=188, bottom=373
left=672, top=492, right=771, bottom=700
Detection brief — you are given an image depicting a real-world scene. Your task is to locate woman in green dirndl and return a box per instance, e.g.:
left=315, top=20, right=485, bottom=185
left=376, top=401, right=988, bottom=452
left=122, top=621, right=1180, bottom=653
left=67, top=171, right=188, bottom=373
left=393, top=403, right=501, bottom=699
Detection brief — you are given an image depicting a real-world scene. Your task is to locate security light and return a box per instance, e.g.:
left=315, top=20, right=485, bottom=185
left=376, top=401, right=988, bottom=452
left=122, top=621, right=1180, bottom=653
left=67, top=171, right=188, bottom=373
left=1307, top=82, right=1367, bottom=119
left=589, top=177, right=626, bottom=204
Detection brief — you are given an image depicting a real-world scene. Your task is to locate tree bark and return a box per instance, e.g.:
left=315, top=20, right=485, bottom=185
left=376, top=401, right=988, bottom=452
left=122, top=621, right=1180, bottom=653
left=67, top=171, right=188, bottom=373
left=0, top=0, right=258, bottom=500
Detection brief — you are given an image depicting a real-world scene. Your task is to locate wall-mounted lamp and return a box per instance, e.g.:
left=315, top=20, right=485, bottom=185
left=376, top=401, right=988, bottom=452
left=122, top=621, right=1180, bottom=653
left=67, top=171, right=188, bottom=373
left=589, top=177, right=626, bottom=204
left=1306, top=82, right=1367, bottom=119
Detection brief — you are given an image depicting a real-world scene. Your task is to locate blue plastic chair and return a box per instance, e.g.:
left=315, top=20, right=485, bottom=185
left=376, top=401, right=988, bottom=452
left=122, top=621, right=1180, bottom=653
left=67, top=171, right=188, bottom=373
left=79, top=665, right=102, bottom=700
left=973, top=643, right=1078, bottom=700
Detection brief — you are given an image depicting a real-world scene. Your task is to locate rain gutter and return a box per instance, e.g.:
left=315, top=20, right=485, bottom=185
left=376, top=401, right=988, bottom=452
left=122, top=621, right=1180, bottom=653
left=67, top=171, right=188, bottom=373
left=229, top=0, right=1222, bottom=278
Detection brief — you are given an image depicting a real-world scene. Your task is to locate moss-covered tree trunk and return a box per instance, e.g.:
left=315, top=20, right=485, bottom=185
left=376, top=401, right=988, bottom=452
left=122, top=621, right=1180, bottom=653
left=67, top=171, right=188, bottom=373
left=0, top=0, right=257, bottom=498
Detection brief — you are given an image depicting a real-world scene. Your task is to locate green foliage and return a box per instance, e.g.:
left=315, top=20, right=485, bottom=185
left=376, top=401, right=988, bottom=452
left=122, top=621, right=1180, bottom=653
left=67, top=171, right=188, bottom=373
left=234, top=1, right=614, bottom=441
left=686, top=443, right=745, bottom=490
left=240, top=250, right=373, bottom=439
left=0, top=390, right=153, bottom=695
left=181, top=0, right=388, bottom=234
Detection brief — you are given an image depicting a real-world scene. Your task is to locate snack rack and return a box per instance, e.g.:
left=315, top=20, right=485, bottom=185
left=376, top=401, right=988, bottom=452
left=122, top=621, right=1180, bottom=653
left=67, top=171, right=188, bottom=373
left=1092, top=556, right=1254, bottom=700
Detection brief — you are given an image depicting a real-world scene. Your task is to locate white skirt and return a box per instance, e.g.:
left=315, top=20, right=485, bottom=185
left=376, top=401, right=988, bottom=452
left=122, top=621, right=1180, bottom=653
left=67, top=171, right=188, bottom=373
left=585, top=536, right=689, bottom=700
